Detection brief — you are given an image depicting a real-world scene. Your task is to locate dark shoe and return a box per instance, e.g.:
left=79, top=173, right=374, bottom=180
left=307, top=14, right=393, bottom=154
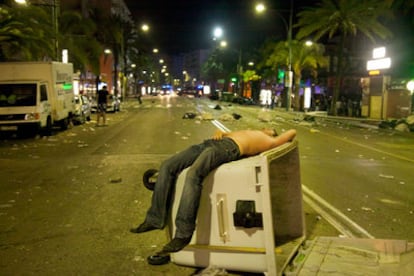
left=130, top=222, right=158, bottom=234
left=147, top=251, right=170, bottom=265
left=162, top=237, right=192, bottom=253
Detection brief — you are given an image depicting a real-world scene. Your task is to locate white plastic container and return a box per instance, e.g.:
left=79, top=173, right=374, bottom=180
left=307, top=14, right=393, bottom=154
left=168, top=140, right=304, bottom=275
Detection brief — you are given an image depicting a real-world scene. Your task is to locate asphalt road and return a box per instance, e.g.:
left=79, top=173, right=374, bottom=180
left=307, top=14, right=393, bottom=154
left=0, top=95, right=413, bottom=275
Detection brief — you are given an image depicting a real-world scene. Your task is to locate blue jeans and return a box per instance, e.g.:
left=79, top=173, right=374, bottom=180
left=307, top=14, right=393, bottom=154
left=145, top=138, right=240, bottom=238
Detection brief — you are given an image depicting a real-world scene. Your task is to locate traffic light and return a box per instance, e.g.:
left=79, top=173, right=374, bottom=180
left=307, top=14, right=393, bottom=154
left=278, top=69, right=285, bottom=84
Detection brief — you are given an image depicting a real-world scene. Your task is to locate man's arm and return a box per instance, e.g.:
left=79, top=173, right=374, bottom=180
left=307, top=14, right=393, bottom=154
left=271, top=129, right=296, bottom=147
left=212, top=129, right=227, bottom=140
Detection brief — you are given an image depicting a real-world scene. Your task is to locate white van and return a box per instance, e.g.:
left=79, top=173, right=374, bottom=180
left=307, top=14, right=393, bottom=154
left=0, top=62, right=75, bottom=136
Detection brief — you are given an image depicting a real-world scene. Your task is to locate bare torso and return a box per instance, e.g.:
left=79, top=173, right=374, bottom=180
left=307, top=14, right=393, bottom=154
left=224, top=129, right=296, bottom=156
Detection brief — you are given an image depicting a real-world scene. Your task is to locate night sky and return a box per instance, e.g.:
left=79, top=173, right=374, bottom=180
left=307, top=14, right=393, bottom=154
left=124, top=0, right=318, bottom=55
left=124, top=0, right=414, bottom=77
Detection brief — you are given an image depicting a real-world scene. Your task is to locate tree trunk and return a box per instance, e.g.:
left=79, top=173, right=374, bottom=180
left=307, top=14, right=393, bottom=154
left=113, top=50, right=119, bottom=97
left=330, top=34, right=345, bottom=116
left=293, top=70, right=302, bottom=111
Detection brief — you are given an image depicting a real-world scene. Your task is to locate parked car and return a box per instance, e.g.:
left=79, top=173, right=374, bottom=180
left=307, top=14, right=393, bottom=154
left=73, top=95, right=92, bottom=124
left=108, top=95, right=121, bottom=112
left=91, top=95, right=121, bottom=113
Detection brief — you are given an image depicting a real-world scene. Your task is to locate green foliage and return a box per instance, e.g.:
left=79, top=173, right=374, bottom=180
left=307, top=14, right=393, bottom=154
left=295, top=0, right=393, bottom=114
left=243, top=70, right=260, bottom=82
left=0, top=5, right=54, bottom=61
left=59, top=10, right=102, bottom=74
left=295, top=0, right=392, bottom=42
left=261, top=39, right=328, bottom=110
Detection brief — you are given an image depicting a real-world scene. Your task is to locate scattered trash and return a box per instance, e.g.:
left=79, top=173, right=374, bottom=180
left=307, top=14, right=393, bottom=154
left=379, top=174, right=394, bottom=179
left=219, top=114, right=234, bottom=121
left=201, top=113, right=213, bottom=120
left=297, top=121, right=312, bottom=127
left=133, top=256, right=144, bottom=262
left=399, top=181, right=405, bottom=185
left=347, top=208, right=352, bottom=212
left=361, top=207, right=374, bottom=212
left=182, top=112, right=196, bottom=119
left=379, top=198, right=403, bottom=205
left=258, top=112, right=272, bottom=122
left=394, top=123, right=409, bottom=132
left=379, top=115, right=414, bottom=132
left=316, top=215, right=322, bottom=221
left=232, top=113, right=242, bottom=120
left=303, top=115, right=316, bottom=122
left=310, top=128, right=320, bottom=133
left=110, top=178, right=122, bottom=183
left=194, top=265, right=228, bottom=276
left=335, top=149, right=340, bottom=153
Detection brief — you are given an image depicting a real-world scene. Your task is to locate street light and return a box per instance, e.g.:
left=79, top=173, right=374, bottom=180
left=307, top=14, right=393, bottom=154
left=213, top=27, right=223, bottom=40
left=141, top=24, right=149, bottom=32
left=256, top=1, right=293, bottom=111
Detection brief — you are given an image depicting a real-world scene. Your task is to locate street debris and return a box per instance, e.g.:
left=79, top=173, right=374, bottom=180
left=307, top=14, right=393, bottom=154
left=379, top=115, right=414, bottom=132
left=109, top=177, right=122, bottom=183
left=379, top=174, right=394, bottom=179
left=201, top=112, right=214, bottom=120
left=133, top=256, right=144, bottom=262
left=219, top=114, right=234, bottom=121
left=182, top=112, right=197, bottom=119
left=194, top=266, right=228, bottom=276
left=258, top=111, right=272, bottom=122
left=310, top=128, right=320, bottom=133
left=361, top=207, right=374, bottom=212
left=232, top=113, right=242, bottom=120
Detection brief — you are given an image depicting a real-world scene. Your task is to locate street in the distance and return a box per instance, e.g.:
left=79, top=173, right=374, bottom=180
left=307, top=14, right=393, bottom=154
left=0, top=95, right=413, bottom=275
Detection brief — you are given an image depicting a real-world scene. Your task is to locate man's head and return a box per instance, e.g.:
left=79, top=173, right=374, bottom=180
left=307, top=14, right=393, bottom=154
left=262, top=128, right=278, bottom=137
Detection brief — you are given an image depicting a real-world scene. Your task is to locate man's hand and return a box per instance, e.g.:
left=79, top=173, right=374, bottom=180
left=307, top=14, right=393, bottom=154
left=212, top=130, right=226, bottom=140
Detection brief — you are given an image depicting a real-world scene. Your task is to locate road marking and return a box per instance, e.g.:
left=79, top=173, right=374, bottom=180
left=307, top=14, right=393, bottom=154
left=212, top=120, right=231, bottom=133
left=302, top=185, right=375, bottom=239
left=285, top=118, right=414, bottom=163
left=211, top=119, right=375, bottom=239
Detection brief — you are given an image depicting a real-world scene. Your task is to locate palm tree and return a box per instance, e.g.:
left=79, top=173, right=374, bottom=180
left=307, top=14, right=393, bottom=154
left=201, top=49, right=225, bottom=92
left=91, top=9, right=131, bottom=97
left=0, top=5, right=54, bottom=61
left=263, top=39, right=328, bottom=110
left=295, top=0, right=392, bottom=115
left=58, top=10, right=102, bottom=75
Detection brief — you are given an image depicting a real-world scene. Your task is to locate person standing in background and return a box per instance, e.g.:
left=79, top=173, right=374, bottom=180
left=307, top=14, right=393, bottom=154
left=96, top=85, right=109, bottom=126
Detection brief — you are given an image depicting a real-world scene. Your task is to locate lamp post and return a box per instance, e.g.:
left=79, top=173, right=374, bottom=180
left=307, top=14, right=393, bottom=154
left=256, top=1, right=293, bottom=111
left=407, top=80, right=414, bottom=113
left=286, top=0, right=293, bottom=111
